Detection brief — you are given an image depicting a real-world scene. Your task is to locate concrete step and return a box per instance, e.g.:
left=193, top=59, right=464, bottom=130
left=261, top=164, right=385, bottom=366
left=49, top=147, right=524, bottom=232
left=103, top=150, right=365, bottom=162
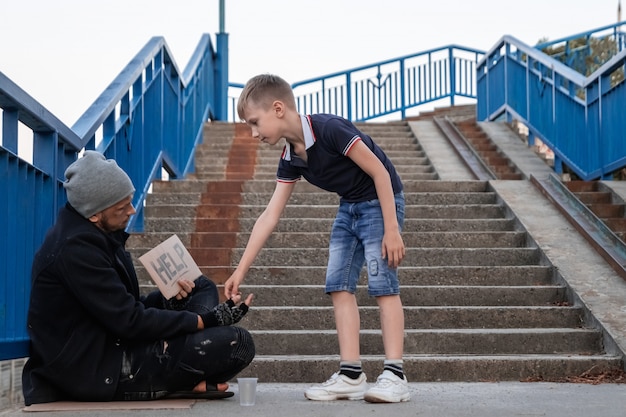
left=239, top=306, right=584, bottom=330
left=238, top=354, right=621, bottom=383
left=145, top=203, right=507, bottom=220
left=250, top=156, right=431, bottom=168
left=225, top=247, right=541, bottom=267
left=237, top=285, right=566, bottom=307
left=212, top=231, right=527, bottom=248
left=131, top=264, right=556, bottom=289
left=146, top=191, right=498, bottom=205
left=142, top=216, right=518, bottom=233
left=150, top=179, right=491, bottom=194
left=249, top=328, right=601, bottom=355
left=202, top=170, right=443, bottom=181
left=129, top=231, right=528, bottom=251
left=234, top=265, right=557, bottom=286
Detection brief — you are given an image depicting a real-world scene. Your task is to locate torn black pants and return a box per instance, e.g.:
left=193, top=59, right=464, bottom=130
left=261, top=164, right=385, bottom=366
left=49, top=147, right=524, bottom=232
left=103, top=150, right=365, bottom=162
left=113, top=276, right=255, bottom=400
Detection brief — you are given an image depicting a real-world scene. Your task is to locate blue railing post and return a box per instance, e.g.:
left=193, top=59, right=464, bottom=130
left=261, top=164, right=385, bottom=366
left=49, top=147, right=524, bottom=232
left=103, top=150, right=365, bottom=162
left=399, top=59, right=407, bottom=119
left=346, top=72, right=353, bottom=120
left=214, top=0, right=229, bottom=121
left=448, top=48, right=456, bottom=106
left=215, top=32, right=229, bottom=121
left=2, top=110, right=18, bottom=151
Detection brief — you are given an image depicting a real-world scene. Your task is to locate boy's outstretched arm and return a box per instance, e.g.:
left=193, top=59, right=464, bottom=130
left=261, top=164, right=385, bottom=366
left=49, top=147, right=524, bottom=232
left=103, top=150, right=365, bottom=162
left=224, top=181, right=295, bottom=298
left=347, top=141, right=406, bottom=268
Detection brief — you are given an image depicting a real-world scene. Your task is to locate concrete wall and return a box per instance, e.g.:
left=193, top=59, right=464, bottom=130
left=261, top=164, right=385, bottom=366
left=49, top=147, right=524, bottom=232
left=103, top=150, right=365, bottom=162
left=1, top=359, right=25, bottom=411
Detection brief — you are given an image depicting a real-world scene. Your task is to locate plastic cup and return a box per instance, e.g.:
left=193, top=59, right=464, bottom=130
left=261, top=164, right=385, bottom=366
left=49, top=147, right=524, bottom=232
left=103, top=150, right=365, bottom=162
left=237, top=377, right=258, bottom=406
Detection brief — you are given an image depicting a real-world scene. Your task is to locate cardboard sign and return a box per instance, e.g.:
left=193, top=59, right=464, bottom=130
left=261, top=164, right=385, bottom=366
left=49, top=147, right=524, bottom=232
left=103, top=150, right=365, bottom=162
left=138, top=235, right=202, bottom=299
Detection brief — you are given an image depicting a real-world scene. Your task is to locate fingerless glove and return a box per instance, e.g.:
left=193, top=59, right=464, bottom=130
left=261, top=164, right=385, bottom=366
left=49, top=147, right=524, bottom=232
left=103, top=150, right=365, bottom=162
left=200, top=299, right=249, bottom=327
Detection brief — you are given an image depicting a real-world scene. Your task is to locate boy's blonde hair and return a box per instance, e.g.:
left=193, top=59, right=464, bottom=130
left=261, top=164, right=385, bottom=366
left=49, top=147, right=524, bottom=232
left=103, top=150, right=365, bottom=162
left=237, top=74, right=297, bottom=121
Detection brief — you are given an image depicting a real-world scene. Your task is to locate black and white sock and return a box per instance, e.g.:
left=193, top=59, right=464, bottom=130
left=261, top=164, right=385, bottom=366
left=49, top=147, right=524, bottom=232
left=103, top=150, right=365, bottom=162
left=384, top=359, right=405, bottom=379
left=339, top=361, right=363, bottom=379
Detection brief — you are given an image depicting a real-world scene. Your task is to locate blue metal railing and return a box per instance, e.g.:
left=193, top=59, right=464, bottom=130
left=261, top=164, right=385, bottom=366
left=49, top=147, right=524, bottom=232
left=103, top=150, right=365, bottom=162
left=535, top=22, right=626, bottom=76
left=227, top=45, right=484, bottom=122
left=0, top=33, right=225, bottom=360
left=1, top=71, right=79, bottom=359
left=477, top=22, right=626, bottom=180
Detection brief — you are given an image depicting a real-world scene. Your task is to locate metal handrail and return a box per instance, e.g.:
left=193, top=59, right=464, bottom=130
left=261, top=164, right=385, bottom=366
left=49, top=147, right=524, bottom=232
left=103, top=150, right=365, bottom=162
left=227, top=45, right=484, bottom=122
left=477, top=22, right=626, bottom=181
left=0, top=33, right=221, bottom=360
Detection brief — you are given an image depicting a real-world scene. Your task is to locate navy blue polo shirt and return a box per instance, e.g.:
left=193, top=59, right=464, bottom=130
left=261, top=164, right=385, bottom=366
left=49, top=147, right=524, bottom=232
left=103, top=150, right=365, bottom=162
left=276, top=114, right=403, bottom=203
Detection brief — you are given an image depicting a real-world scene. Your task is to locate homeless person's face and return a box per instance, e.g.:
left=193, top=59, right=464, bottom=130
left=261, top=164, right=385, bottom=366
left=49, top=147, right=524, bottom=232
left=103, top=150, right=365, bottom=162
left=89, top=195, right=136, bottom=232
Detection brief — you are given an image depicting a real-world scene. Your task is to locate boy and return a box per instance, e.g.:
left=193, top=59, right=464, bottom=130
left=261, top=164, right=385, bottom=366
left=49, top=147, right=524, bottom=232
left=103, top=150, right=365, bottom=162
left=224, top=74, right=409, bottom=403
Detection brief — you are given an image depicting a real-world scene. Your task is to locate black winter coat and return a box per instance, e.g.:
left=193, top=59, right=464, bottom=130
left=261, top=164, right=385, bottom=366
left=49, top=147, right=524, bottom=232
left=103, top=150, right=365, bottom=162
left=22, top=204, right=199, bottom=405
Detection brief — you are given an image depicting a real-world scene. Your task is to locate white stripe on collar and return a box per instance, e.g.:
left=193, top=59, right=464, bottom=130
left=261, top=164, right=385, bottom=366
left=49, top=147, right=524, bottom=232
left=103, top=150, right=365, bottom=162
left=283, top=114, right=316, bottom=161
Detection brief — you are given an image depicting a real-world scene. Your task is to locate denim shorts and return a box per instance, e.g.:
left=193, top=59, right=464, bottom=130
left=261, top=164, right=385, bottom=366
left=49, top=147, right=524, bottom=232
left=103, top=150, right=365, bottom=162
left=325, top=192, right=405, bottom=297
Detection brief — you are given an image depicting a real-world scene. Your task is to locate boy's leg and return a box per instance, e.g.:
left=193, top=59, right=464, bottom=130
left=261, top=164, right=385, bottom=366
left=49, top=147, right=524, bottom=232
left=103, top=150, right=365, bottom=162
left=305, top=293, right=367, bottom=401
left=376, top=294, right=404, bottom=360
left=371, top=294, right=410, bottom=400
left=305, top=203, right=368, bottom=401
left=325, top=202, right=366, bottom=363
left=359, top=192, right=405, bottom=361
left=359, top=194, right=410, bottom=403
left=331, top=291, right=361, bottom=361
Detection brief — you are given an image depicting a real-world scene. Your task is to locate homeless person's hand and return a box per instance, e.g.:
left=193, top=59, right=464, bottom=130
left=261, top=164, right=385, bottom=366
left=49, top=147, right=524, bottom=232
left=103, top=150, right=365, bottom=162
left=175, top=278, right=195, bottom=300
left=200, top=295, right=252, bottom=327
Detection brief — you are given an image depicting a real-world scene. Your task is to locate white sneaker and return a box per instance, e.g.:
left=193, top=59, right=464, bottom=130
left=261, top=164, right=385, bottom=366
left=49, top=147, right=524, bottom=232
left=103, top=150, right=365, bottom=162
left=364, top=370, right=410, bottom=403
left=304, top=372, right=368, bottom=401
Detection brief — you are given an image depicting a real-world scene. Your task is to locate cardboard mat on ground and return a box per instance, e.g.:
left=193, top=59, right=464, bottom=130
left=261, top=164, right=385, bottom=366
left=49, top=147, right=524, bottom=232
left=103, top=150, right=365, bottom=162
left=23, top=399, right=195, bottom=412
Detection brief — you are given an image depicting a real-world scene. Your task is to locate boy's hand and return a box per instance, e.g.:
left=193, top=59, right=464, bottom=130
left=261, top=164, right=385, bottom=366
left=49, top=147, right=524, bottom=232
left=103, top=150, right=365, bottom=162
left=382, top=231, right=405, bottom=268
left=224, top=271, right=244, bottom=299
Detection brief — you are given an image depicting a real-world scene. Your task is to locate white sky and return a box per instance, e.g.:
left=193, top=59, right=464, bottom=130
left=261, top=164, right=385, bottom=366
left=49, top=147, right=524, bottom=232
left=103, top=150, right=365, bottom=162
left=0, top=0, right=621, bottom=126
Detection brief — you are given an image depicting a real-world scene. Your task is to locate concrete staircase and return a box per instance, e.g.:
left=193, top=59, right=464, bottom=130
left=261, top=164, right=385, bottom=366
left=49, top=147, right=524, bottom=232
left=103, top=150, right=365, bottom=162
left=454, top=119, right=523, bottom=180
left=565, top=181, right=626, bottom=242
left=128, top=120, right=623, bottom=383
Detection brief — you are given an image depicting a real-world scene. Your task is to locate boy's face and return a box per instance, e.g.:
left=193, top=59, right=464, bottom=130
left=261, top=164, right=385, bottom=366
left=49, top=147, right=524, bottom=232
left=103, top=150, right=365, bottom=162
left=242, top=100, right=284, bottom=146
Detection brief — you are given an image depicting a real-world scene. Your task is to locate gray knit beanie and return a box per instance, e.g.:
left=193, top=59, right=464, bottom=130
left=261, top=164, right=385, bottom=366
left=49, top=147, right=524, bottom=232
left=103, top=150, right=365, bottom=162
left=64, top=151, right=136, bottom=218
